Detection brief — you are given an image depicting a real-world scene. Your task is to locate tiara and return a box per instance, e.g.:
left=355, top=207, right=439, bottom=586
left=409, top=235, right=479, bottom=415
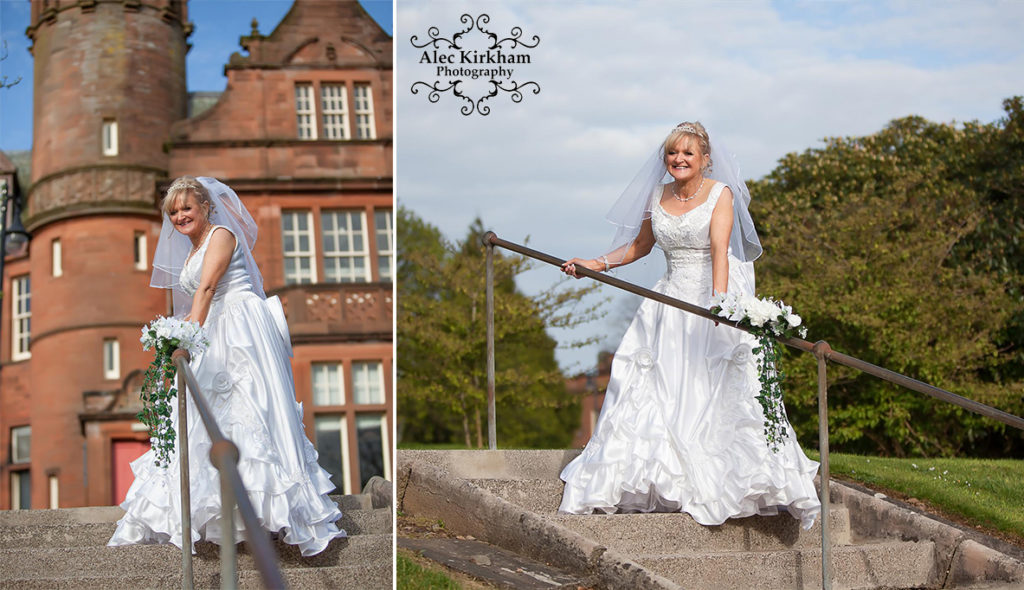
left=674, top=123, right=698, bottom=134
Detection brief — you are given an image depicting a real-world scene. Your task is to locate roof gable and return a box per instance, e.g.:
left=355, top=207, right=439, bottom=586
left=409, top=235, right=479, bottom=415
left=228, top=0, right=391, bottom=70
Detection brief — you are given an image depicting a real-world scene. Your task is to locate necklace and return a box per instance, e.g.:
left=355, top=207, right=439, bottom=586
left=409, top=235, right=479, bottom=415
left=672, top=177, right=705, bottom=202
left=186, top=222, right=213, bottom=264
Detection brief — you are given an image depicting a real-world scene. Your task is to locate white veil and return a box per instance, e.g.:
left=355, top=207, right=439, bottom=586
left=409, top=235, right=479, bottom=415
left=150, top=177, right=266, bottom=317
left=604, top=124, right=762, bottom=266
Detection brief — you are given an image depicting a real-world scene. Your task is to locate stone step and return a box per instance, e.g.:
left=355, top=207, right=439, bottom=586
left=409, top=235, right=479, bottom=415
left=637, top=539, right=936, bottom=590
left=330, top=493, right=375, bottom=511
left=0, top=532, right=391, bottom=580
left=552, top=508, right=850, bottom=554
left=0, top=507, right=392, bottom=550
left=472, top=477, right=849, bottom=552
left=0, top=493, right=374, bottom=527
left=0, top=560, right=392, bottom=590
left=469, top=477, right=568, bottom=513
left=0, top=506, right=125, bottom=527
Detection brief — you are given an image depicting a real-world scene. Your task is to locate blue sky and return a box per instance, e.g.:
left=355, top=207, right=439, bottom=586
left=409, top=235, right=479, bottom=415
left=0, top=0, right=392, bottom=152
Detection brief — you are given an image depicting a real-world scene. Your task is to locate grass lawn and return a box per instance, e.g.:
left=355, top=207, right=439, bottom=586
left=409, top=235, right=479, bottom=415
left=816, top=452, right=1024, bottom=544
left=398, top=548, right=497, bottom=590
left=397, top=551, right=461, bottom=590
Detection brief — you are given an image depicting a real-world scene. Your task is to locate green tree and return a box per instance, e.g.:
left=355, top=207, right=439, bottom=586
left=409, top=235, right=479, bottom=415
left=749, top=103, right=1024, bottom=457
left=397, top=207, right=602, bottom=448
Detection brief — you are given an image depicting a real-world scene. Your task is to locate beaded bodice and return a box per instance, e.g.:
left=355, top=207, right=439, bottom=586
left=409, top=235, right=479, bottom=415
left=179, top=226, right=256, bottom=318
left=650, top=182, right=725, bottom=305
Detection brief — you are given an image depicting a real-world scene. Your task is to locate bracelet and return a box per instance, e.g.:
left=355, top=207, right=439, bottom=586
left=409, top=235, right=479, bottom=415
left=599, top=255, right=609, bottom=272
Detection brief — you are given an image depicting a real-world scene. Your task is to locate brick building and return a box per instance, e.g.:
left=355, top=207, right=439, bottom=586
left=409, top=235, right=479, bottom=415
left=567, top=351, right=612, bottom=448
left=1, top=0, right=393, bottom=510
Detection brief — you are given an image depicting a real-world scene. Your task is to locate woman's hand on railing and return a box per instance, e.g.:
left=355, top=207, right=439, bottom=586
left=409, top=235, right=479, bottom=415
left=561, top=257, right=604, bottom=278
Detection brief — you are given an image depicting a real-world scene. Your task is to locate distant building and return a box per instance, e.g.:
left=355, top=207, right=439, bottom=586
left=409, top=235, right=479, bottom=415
left=567, top=351, right=613, bottom=448
left=1, top=0, right=393, bottom=510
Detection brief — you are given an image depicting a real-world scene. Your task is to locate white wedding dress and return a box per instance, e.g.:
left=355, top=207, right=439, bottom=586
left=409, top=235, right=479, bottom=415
left=559, top=182, right=821, bottom=529
left=108, top=225, right=346, bottom=555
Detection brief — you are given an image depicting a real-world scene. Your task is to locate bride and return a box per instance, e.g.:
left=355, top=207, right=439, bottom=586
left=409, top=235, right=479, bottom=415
left=558, top=122, right=821, bottom=529
left=108, top=176, right=345, bottom=555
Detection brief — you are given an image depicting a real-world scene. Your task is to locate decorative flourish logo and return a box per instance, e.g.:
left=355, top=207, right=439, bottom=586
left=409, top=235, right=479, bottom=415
left=410, top=14, right=540, bottom=116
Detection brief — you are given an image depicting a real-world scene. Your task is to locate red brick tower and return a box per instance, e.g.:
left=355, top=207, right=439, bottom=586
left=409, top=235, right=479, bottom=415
left=21, top=0, right=190, bottom=508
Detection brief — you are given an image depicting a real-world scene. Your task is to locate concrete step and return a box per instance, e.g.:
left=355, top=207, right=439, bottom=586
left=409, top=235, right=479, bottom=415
left=552, top=509, right=850, bottom=554
left=469, top=477, right=566, bottom=513
left=0, top=560, right=392, bottom=590
left=0, top=532, right=391, bottom=579
left=637, top=539, right=936, bottom=590
left=0, top=506, right=125, bottom=527
left=473, top=477, right=851, bottom=552
left=330, top=493, right=375, bottom=511
left=0, top=506, right=392, bottom=550
left=0, top=493, right=374, bottom=527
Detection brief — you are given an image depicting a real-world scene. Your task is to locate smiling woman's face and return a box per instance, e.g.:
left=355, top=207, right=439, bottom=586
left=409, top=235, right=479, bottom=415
left=167, top=191, right=210, bottom=239
left=664, top=135, right=708, bottom=183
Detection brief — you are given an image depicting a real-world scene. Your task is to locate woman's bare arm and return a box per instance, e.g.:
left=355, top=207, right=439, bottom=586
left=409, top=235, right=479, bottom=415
left=562, top=218, right=656, bottom=277
left=185, top=228, right=236, bottom=325
left=709, top=186, right=734, bottom=294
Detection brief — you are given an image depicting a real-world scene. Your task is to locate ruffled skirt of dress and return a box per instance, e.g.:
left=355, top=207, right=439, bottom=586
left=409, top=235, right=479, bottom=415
left=559, top=263, right=821, bottom=529
left=108, top=291, right=346, bottom=556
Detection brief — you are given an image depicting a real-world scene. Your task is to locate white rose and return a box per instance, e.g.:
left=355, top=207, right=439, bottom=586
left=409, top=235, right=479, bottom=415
left=211, top=372, right=233, bottom=395
left=732, top=343, right=752, bottom=365
left=634, top=348, right=655, bottom=370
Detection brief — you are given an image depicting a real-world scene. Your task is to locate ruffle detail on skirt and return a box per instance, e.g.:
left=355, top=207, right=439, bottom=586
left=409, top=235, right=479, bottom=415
left=559, top=287, right=820, bottom=530
left=108, top=293, right=346, bottom=556
left=107, top=429, right=346, bottom=556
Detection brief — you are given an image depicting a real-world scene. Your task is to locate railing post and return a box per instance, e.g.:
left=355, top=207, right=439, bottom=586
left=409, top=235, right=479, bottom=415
left=484, top=232, right=497, bottom=450
left=813, top=340, right=833, bottom=590
left=212, top=440, right=240, bottom=590
left=173, top=349, right=194, bottom=590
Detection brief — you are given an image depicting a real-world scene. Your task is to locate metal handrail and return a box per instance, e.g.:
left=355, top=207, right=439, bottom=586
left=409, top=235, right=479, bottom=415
left=480, top=231, right=1024, bottom=590
left=172, top=349, right=287, bottom=590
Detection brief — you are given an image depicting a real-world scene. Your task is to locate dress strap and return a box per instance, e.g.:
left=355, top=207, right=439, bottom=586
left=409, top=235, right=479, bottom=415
left=185, top=225, right=229, bottom=267
left=705, top=182, right=727, bottom=209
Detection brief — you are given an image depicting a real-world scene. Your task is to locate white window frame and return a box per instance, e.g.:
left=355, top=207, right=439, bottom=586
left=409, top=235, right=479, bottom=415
left=321, top=210, right=371, bottom=283
left=320, top=83, right=350, bottom=140
left=374, top=209, right=394, bottom=282
left=103, top=338, right=120, bottom=380
left=133, top=231, right=147, bottom=271
left=11, top=275, right=30, bottom=361
left=281, top=210, right=317, bottom=285
left=295, top=83, right=318, bottom=140
left=352, top=361, right=385, bottom=405
left=48, top=475, right=59, bottom=509
left=10, top=471, right=29, bottom=510
left=102, top=120, right=118, bottom=156
left=353, top=83, right=376, bottom=140
left=52, top=238, right=63, bottom=277
left=314, top=414, right=352, bottom=495
left=355, top=413, right=391, bottom=482
left=11, top=425, right=30, bottom=463
left=311, top=362, right=345, bottom=406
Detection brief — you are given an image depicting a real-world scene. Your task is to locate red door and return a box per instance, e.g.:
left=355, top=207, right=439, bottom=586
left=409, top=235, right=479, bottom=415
left=112, top=440, right=150, bottom=505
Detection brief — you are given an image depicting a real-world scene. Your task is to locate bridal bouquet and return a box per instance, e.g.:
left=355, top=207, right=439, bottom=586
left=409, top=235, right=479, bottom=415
left=709, top=292, right=807, bottom=451
left=138, top=316, right=209, bottom=467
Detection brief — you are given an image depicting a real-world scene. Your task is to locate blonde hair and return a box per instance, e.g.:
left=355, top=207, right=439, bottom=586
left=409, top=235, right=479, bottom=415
left=663, top=121, right=712, bottom=172
left=161, top=176, right=211, bottom=215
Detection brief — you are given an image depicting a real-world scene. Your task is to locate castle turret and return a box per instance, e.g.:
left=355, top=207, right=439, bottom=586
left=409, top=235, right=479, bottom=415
left=21, top=0, right=190, bottom=507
